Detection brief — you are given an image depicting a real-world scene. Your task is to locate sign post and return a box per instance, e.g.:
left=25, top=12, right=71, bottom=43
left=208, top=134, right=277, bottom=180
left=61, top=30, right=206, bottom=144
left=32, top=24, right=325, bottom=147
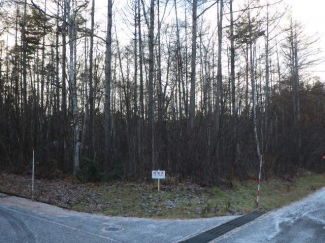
left=256, top=155, right=263, bottom=208
left=32, top=148, right=35, bottom=200
left=152, top=170, right=165, bottom=191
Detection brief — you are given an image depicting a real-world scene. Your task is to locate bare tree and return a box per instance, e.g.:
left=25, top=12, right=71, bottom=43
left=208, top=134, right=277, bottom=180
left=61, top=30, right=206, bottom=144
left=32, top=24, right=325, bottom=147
left=215, top=0, right=224, bottom=157
left=148, top=0, right=155, bottom=169
left=67, top=0, right=81, bottom=174
left=189, top=0, right=197, bottom=129
left=105, top=0, right=113, bottom=172
left=88, top=0, right=95, bottom=159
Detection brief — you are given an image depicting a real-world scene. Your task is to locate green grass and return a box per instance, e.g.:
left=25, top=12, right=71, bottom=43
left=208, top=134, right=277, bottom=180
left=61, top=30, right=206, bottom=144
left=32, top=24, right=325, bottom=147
left=70, top=173, right=325, bottom=219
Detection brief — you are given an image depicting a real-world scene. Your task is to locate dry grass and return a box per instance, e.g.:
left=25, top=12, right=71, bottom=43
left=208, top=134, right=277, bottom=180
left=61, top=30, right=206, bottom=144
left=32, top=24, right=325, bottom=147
left=1, top=172, right=325, bottom=218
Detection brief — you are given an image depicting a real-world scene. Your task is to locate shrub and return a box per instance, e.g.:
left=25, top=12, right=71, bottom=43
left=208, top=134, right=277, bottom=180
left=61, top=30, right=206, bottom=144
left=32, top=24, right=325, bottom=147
left=77, top=157, right=108, bottom=182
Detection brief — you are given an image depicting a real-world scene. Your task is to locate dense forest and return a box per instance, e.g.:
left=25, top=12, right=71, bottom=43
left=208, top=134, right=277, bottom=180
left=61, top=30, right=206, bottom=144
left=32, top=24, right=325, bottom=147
left=0, top=0, right=324, bottom=183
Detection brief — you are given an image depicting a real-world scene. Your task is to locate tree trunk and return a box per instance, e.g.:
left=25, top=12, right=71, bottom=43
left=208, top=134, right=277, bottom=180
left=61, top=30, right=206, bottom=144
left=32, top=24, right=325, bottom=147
left=148, top=0, right=155, bottom=169
left=105, top=0, right=113, bottom=172
left=249, top=13, right=261, bottom=159
left=189, top=0, right=197, bottom=129
left=216, top=0, right=224, bottom=158
left=138, top=0, right=145, bottom=158
left=68, top=0, right=80, bottom=174
left=230, top=0, right=237, bottom=165
left=264, top=2, right=270, bottom=153
left=61, top=0, right=68, bottom=171
left=89, top=0, right=95, bottom=159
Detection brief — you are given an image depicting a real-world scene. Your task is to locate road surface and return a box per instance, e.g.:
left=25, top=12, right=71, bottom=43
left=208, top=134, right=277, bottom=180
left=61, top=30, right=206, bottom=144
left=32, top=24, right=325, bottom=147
left=0, top=193, right=235, bottom=243
left=215, top=187, right=325, bottom=243
left=1, top=187, right=325, bottom=243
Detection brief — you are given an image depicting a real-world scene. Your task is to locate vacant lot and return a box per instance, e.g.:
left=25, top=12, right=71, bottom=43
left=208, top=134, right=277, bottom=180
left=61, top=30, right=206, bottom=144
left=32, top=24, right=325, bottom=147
left=0, top=172, right=324, bottom=218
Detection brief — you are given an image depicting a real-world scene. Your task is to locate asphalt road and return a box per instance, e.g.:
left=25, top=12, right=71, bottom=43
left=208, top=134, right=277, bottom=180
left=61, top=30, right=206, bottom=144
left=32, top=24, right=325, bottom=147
left=214, top=187, right=325, bottom=243
left=0, top=193, right=235, bottom=243
left=2, top=187, right=325, bottom=243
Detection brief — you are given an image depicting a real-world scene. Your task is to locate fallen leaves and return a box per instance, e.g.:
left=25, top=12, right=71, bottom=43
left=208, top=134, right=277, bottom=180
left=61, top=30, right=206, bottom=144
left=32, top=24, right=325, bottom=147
left=0, top=172, right=217, bottom=218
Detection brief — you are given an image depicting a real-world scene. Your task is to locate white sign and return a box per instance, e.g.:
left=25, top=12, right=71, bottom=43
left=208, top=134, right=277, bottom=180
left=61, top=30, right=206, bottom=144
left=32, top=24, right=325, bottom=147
left=152, top=170, right=165, bottom=179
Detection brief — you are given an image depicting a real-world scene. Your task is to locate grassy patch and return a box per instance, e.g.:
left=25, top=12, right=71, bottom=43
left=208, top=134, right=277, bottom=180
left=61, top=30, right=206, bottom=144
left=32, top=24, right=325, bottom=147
left=70, top=173, right=325, bottom=218
left=1, top=172, right=325, bottom=219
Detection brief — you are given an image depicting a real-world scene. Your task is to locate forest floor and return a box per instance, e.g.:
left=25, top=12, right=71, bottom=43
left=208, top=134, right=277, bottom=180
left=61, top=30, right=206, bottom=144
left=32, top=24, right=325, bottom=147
left=0, top=172, right=324, bottom=219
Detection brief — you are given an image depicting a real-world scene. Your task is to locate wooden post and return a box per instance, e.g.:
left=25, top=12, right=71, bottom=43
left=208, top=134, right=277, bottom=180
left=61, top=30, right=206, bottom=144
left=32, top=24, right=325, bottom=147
left=32, top=148, right=35, bottom=200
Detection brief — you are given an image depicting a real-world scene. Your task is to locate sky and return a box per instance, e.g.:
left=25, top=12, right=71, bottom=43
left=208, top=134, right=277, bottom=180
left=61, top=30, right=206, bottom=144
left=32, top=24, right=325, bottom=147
left=2, top=0, right=324, bottom=80
left=111, top=0, right=325, bottom=81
